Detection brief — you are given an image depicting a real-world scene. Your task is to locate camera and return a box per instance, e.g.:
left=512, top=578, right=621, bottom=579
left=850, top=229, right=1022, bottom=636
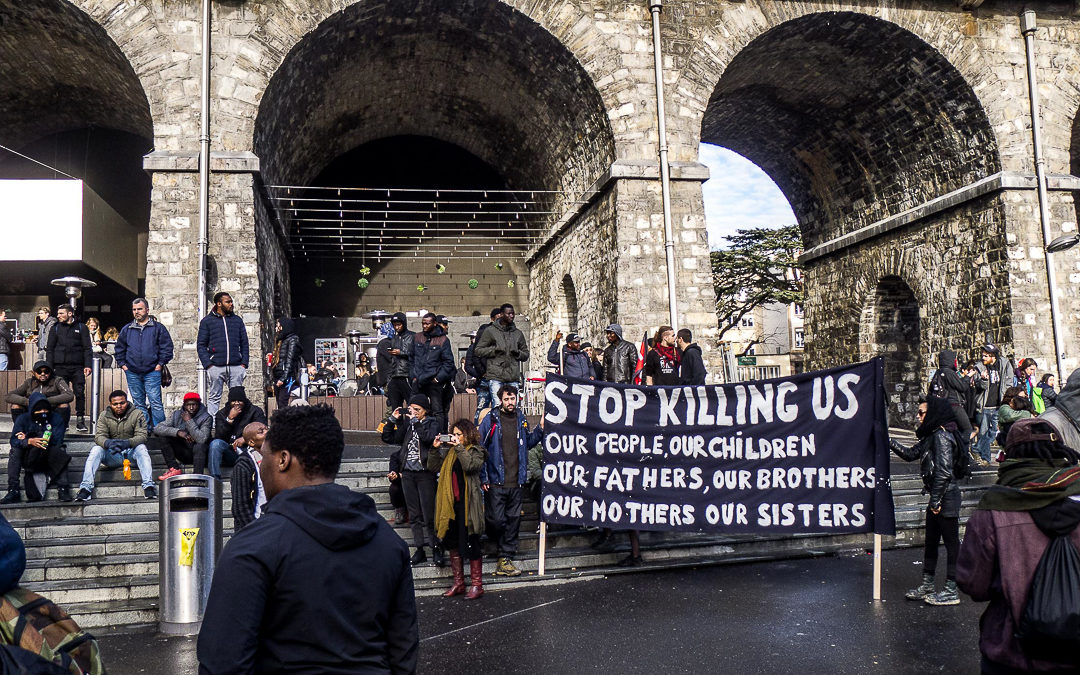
left=437, top=433, right=455, bottom=443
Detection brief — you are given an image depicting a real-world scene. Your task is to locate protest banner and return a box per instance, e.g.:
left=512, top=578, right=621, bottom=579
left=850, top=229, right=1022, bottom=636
left=540, top=358, right=895, bottom=538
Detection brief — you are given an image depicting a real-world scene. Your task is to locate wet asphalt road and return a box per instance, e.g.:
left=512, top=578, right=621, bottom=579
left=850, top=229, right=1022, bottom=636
left=98, top=547, right=982, bottom=674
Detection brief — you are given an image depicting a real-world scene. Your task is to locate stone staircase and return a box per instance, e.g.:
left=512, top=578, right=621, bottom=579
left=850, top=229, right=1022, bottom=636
left=0, top=425, right=999, bottom=634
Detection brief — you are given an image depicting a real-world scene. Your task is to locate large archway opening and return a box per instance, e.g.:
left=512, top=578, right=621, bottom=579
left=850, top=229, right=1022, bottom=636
left=699, top=11, right=1000, bottom=389
left=254, top=0, right=615, bottom=329
left=0, top=0, right=153, bottom=330
left=859, top=276, right=922, bottom=424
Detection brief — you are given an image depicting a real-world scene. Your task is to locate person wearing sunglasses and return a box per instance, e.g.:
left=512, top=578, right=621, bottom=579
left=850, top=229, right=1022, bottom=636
left=5, top=361, right=73, bottom=425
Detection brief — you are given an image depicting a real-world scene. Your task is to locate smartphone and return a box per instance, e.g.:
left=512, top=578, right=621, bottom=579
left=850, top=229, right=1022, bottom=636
left=437, top=434, right=455, bottom=443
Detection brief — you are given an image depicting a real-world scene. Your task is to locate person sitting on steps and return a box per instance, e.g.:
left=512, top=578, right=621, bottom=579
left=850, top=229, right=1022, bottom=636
left=76, top=390, right=156, bottom=501
left=5, top=361, right=73, bottom=425
left=4, top=393, right=73, bottom=503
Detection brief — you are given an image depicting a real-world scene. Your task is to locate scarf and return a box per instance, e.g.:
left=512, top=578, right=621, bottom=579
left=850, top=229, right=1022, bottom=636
left=655, top=344, right=680, bottom=365
left=977, top=458, right=1080, bottom=512
left=435, top=445, right=463, bottom=540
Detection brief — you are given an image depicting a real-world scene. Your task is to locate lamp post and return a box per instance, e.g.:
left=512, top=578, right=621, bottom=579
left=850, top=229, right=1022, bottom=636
left=1021, top=10, right=1067, bottom=381
left=50, top=276, right=97, bottom=311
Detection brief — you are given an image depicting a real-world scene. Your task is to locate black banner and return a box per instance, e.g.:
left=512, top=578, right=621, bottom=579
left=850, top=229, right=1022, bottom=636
left=540, top=358, right=895, bottom=536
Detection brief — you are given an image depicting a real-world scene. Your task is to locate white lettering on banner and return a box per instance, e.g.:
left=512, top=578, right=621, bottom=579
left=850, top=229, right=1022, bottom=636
left=545, top=381, right=568, bottom=423
left=658, top=387, right=681, bottom=426
left=748, top=384, right=774, bottom=424
left=598, top=387, right=623, bottom=425
left=835, top=373, right=861, bottom=419
left=696, top=386, right=715, bottom=425
left=776, top=382, right=798, bottom=422
left=571, top=383, right=596, bottom=424
left=714, top=386, right=735, bottom=425
left=625, top=388, right=647, bottom=425
left=812, top=376, right=834, bottom=420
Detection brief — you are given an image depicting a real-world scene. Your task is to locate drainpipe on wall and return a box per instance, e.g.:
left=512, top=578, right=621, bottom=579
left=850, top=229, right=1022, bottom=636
left=196, top=0, right=212, bottom=400
left=648, top=0, right=679, bottom=331
left=1021, top=10, right=1067, bottom=381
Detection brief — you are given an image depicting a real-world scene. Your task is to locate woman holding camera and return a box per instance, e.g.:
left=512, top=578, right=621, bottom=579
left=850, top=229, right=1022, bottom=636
left=433, top=418, right=488, bottom=599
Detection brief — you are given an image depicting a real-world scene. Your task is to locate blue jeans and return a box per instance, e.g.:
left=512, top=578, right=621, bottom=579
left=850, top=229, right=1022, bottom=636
left=975, top=407, right=999, bottom=462
left=0, top=354, right=8, bottom=371
left=474, top=380, right=494, bottom=422
left=209, top=439, right=240, bottom=478
left=125, top=369, right=165, bottom=429
left=80, top=444, right=154, bottom=490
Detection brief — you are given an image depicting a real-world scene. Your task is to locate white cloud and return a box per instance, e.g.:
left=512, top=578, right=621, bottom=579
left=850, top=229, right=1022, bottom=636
left=699, top=144, right=796, bottom=249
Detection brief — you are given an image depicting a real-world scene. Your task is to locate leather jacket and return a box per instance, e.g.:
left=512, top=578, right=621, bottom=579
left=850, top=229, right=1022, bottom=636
left=272, top=333, right=303, bottom=382
left=890, top=429, right=960, bottom=516
left=603, top=338, right=638, bottom=384
left=389, top=330, right=415, bottom=379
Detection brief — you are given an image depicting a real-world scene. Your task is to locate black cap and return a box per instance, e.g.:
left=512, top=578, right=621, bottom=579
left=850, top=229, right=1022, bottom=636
left=33, top=361, right=51, bottom=373
left=408, top=394, right=430, bottom=410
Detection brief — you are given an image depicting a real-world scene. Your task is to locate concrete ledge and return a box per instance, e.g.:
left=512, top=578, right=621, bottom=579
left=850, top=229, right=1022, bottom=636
left=800, top=171, right=1080, bottom=264
left=142, top=151, right=260, bottom=174
left=527, top=159, right=710, bottom=263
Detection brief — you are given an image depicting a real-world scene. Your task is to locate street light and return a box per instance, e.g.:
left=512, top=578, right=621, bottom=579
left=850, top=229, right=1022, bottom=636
left=1046, top=234, right=1080, bottom=254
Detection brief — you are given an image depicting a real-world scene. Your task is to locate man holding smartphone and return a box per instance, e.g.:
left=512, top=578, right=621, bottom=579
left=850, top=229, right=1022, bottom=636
left=383, top=394, right=442, bottom=566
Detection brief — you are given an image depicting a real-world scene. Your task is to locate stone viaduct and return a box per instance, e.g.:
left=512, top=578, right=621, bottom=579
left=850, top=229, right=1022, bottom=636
left=4, top=0, right=1080, bottom=424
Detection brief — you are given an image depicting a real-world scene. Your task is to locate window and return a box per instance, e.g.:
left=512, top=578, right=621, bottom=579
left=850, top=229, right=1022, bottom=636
left=746, top=344, right=756, bottom=355
left=793, top=304, right=804, bottom=318
left=739, top=316, right=754, bottom=327
left=794, top=328, right=805, bottom=349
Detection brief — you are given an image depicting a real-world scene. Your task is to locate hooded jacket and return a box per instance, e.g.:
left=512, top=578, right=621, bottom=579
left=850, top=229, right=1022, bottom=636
left=603, top=337, right=638, bottom=384
left=154, top=403, right=213, bottom=445
left=196, top=310, right=249, bottom=369
left=10, top=393, right=70, bottom=484
left=679, top=344, right=707, bottom=386
left=94, top=402, right=148, bottom=448
left=46, top=320, right=92, bottom=369
left=1039, top=368, right=1080, bottom=452
left=114, top=317, right=174, bottom=375
left=1036, top=380, right=1058, bottom=409
left=889, top=397, right=963, bottom=516
left=410, top=324, right=455, bottom=386
left=4, top=373, right=74, bottom=409
left=197, top=483, right=418, bottom=675
left=927, top=350, right=968, bottom=406
left=473, top=320, right=529, bottom=384
left=214, top=387, right=267, bottom=444
left=387, top=314, right=414, bottom=379
left=271, top=318, right=304, bottom=383
left=547, top=340, right=593, bottom=380
left=973, top=354, right=1013, bottom=410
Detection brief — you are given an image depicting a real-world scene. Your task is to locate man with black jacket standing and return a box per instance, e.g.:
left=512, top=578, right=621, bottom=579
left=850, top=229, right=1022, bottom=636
left=411, top=313, right=455, bottom=429
left=270, top=317, right=303, bottom=411
left=383, top=394, right=442, bottom=566
left=972, top=343, right=1012, bottom=466
left=196, top=292, right=249, bottom=416
left=676, top=329, right=706, bottom=385
left=208, top=386, right=267, bottom=479
left=47, top=305, right=92, bottom=432
left=927, top=349, right=972, bottom=440
left=383, top=312, right=415, bottom=417
left=602, top=324, right=638, bottom=385
left=199, top=404, right=417, bottom=674
left=473, top=303, right=529, bottom=399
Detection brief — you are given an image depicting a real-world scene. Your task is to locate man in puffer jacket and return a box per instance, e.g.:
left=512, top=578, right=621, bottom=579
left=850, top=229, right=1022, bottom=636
left=410, top=313, right=454, bottom=428
left=271, top=317, right=303, bottom=411
left=77, top=390, right=155, bottom=501
left=114, top=297, right=174, bottom=428
left=473, top=303, right=529, bottom=399
left=547, top=332, right=593, bottom=380
left=155, top=392, right=213, bottom=478
left=196, top=292, right=249, bottom=415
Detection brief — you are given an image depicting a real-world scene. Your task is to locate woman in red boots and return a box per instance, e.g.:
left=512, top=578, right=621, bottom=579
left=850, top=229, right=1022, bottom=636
left=434, top=418, right=488, bottom=599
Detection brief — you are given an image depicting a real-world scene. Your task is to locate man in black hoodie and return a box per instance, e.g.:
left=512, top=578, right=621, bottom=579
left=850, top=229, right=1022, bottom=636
left=383, top=312, right=415, bottom=417
left=927, top=349, right=972, bottom=440
left=410, top=313, right=455, bottom=429
left=198, top=404, right=418, bottom=674
left=208, top=386, right=267, bottom=479
left=676, top=329, right=706, bottom=385
left=4, top=392, right=72, bottom=503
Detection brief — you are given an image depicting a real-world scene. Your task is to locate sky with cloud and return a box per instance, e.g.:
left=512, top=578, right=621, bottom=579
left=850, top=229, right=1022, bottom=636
left=699, top=143, right=796, bottom=250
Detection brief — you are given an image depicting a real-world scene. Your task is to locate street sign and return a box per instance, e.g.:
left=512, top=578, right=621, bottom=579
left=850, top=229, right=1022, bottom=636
left=737, top=356, right=757, bottom=366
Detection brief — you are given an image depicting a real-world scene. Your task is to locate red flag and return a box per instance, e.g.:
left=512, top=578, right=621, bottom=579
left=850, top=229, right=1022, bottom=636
left=634, top=331, right=648, bottom=384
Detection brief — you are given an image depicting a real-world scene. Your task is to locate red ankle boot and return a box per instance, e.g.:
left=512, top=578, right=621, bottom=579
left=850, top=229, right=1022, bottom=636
left=465, top=558, right=484, bottom=600
left=443, top=551, right=465, bottom=597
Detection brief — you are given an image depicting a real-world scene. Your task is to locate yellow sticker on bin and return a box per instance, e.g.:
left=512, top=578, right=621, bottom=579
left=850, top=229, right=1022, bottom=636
left=179, top=527, right=200, bottom=566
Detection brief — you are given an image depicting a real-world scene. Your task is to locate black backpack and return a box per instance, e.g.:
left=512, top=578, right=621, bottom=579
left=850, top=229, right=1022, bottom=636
left=464, top=324, right=489, bottom=380
left=928, top=370, right=948, bottom=399
left=1015, top=531, right=1080, bottom=665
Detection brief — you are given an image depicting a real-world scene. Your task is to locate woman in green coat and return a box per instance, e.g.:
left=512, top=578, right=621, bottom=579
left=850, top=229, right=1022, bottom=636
left=434, top=418, right=488, bottom=599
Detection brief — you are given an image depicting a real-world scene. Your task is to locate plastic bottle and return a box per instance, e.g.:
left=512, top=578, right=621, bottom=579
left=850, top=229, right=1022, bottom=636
left=41, top=424, right=52, bottom=449
left=123, top=458, right=132, bottom=480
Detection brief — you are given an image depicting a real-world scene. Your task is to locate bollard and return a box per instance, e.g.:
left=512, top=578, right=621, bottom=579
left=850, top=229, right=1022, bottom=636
left=158, top=475, right=223, bottom=635
left=89, top=355, right=102, bottom=434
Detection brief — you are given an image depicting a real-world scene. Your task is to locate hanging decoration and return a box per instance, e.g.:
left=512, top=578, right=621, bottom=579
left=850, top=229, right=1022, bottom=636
left=357, top=278, right=369, bottom=289
left=359, top=266, right=371, bottom=277
left=494, top=262, right=504, bottom=271
left=468, top=279, right=479, bottom=289
left=507, top=279, right=516, bottom=288
left=314, top=278, right=325, bottom=288
left=436, top=263, right=446, bottom=274
left=417, top=283, right=427, bottom=292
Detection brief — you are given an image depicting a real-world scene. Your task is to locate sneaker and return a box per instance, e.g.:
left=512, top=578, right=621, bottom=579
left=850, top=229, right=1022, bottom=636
left=616, top=554, right=643, bottom=567
left=410, top=548, right=427, bottom=566
left=158, top=467, right=183, bottom=481
left=0, top=490, right=20, bottom=505
left=905, top=574, right=935, bottom=600
left=924, top=581, right=960, bottom=606
left=969, top=449, right=989, bottom=468
left=75, top=418, right=88, bottom=432
left=495, top=557, right=522, bottom=577
left=75, top=488, right=92, bottom=502
left=56, top=486, right=72, bottom=503
left=144, top=486, right=159, bottom=499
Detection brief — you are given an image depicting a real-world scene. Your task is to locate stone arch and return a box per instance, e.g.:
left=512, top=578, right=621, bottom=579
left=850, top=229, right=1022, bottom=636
left=697, top=11, right=1002, bottom=250
left=552, top=274, right=580, bottom=334
left=859, top=275, right=922, bottom=425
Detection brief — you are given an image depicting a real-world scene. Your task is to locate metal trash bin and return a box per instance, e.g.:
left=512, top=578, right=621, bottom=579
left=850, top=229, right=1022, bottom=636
left=158, top=475, right=223, bottom=635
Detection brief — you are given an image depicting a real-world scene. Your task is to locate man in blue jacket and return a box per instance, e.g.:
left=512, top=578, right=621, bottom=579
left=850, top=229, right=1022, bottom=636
left=114, top=297, right=174, bottom=428
left=547, top=331, right=593, bottom=380
left=479, top=385, right=544, bottom=577
left=410, top=313, right=455, bottom=428
left=196, top=292, right=249, bottom=416
left=198, top=404, right=418, bottom=674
